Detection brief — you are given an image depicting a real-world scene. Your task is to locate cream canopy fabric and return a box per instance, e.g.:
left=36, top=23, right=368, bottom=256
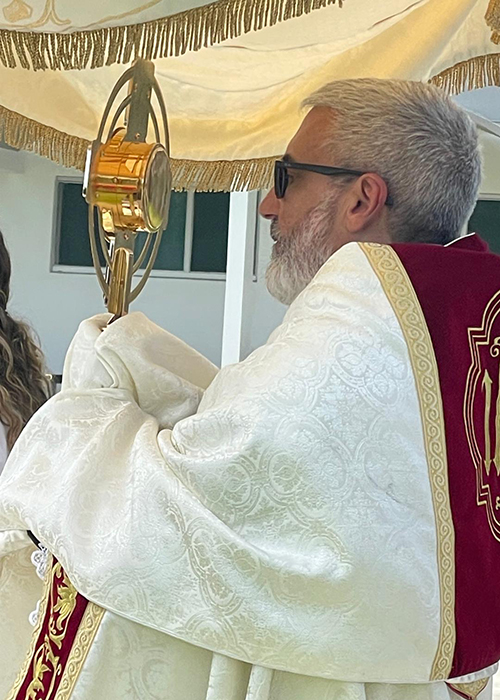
left=0, top=0, right=499, bottom=190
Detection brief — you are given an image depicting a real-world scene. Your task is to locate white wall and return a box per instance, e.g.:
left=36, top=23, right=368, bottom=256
left=0, top=149, right=285, bottom=373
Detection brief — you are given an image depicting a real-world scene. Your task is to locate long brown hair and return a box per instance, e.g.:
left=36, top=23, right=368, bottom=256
left=0, top=232, right=50, bottom=449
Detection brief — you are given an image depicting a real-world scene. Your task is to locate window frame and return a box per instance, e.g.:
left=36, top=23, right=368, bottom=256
left=51, top=176, right=230, bottom=281
left=476, top=193, right=500, bottom=202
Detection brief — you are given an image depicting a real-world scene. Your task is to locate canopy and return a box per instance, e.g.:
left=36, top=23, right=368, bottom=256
left=0, top=0, right=500, bottom=191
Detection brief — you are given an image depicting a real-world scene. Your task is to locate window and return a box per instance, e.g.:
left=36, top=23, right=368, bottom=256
left=52, top=178, right=230, bottom=277
left=468, top=197, right=500, bottom=255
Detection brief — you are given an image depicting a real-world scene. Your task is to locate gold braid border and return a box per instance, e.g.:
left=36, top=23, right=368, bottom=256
left=0, top=51, right=498, bottom=191
left=448, top=678, right=489, bottom=700
left=360, top=242, right=456, bottom=681
left=55, top=603, right=105, bottom=700
left=486, top=0, right=500, bottom=45
left=6, top=556, right=105, bottom=700
left=0, top=0, right=343, bottom=71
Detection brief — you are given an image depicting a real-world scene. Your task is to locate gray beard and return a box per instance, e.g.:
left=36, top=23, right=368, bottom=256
left=265, top=193, right=340, bottom=306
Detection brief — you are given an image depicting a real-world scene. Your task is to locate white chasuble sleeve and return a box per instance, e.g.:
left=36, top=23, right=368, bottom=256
left=0, top=243, right=444, bottom=684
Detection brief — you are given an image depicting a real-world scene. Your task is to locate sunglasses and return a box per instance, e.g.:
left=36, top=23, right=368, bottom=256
left=274, top=159, right=393, bottom=205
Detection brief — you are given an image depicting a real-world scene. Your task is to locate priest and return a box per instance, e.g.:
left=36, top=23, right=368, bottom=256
left=0, top=79, right=498, bottom=700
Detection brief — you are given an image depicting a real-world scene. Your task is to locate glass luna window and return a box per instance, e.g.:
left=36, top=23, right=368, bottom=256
left=55, top=180, right=230, bottom=273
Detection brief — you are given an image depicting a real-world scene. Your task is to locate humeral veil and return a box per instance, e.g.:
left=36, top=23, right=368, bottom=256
left=0, top=235, right=499, bottom=700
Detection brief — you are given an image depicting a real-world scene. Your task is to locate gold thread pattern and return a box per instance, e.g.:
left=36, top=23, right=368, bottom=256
left=463, top=291, right=500, bottom=542
left=55, top=603, right=105, bottom=700
left=0, top=0, right=343, bottom=71
left=448, top=678, right=489, bottom=699
left=6, top=556, right=105, bottom=700
left=5, top=551, right=53, bottom=700
left=486, top=0, right=500, bottom=44
left=3, top=1, right=34, bottom=24
left=23, top=560, right=78, bottom=698
left=18, top=0, right=70, bottom=30
left=360, top=242, right=456, bottom=681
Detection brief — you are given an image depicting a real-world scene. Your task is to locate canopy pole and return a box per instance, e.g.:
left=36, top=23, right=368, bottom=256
left=221, top=191, right=258, bottom=367
left=466, top=110, right=500, bottom=139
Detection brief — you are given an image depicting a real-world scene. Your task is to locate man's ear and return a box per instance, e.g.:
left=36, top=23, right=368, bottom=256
left=344, top=173, right=388, bottom=234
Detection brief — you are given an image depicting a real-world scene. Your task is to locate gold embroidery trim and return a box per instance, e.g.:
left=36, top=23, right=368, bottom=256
left=449, top=678, right=489, bottom=699
left=6, top=555, right=105, bottom=700
left=17, top=560, right=79, bottom=698
left=55, top=602, right=105, bottom=700
left=0, top=0, right=343, bottom=70
left=360, top=242, right=456, bottom=681
left=6, top=550, right=53, bottom=700
left=463, top=291, right=500, bottom=541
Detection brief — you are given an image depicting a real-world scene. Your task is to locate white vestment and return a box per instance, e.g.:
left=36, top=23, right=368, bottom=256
left=0, top=243, right=494, bottom=699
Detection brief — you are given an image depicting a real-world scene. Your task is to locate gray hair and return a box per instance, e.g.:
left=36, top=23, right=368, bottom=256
left=303, top=79, right=482, bottom=245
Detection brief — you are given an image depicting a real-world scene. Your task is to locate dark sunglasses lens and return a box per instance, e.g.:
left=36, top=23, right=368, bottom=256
left=275, top=163, right=287, bottom=199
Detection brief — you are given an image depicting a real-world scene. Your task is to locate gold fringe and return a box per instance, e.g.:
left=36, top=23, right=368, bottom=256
left=0, top=0, right=342, bottom=71
left=0, top=105, right=89, bottom=168
left=0, top=104, right=275, bottom=191
left=485, top=0, right=500, bottom=45
left=171, top=156, right=275, bottom=192
left=430, top=52, right=500, bottom=95
left=3, top=51, right=500, bottom=192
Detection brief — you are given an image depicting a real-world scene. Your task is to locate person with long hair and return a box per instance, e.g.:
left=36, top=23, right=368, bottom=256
left=0, top=231, right=50, bottom=471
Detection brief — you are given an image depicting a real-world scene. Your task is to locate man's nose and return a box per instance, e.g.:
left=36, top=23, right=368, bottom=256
left=259, top=189, right=279, bottom=220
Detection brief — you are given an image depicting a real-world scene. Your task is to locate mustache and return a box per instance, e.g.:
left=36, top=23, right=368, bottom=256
left=270, top=221, right=280, bottom=242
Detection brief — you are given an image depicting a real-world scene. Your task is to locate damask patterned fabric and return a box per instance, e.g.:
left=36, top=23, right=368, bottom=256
left=0, top=531, right=42, bottom=696
left=0, top=242, right=495, bottom=697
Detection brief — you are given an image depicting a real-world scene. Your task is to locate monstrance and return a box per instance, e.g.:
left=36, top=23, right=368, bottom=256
left=83, top=58, right=171, bottom=319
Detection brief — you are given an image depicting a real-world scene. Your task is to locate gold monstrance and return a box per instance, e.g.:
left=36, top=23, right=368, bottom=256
left=83, top=59, right=171, bottom=320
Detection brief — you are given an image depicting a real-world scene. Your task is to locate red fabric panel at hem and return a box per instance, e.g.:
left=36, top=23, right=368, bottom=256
left=14, top=557, right=89, bottom=699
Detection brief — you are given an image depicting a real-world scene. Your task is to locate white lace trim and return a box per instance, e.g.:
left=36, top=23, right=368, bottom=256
left=29, top=544, right=49, bottom=626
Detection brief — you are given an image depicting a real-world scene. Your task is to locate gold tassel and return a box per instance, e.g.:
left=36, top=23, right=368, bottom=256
left=0, top=104, right=275, bottom=191
left=486, top=0, right=500, bottom=45
left=3, top=51, right=500, bottom=192
left=170, top=157, right=274, bottom=192
left=0, top=0, right=342, bottom=71
left=0, top=105, right=88, bottom=168
left=430, top=53, right=500, bottom=94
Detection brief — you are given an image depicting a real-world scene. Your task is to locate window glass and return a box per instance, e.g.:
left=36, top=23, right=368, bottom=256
left=57, top=181, right=100, bottom=267
left=56, top=183, right=228, bottom=274
left=135, top=192, right=186, bottom=270
left=191, top=192, right=230, bottom=273
left=468, top=199, right=500, bottom=255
